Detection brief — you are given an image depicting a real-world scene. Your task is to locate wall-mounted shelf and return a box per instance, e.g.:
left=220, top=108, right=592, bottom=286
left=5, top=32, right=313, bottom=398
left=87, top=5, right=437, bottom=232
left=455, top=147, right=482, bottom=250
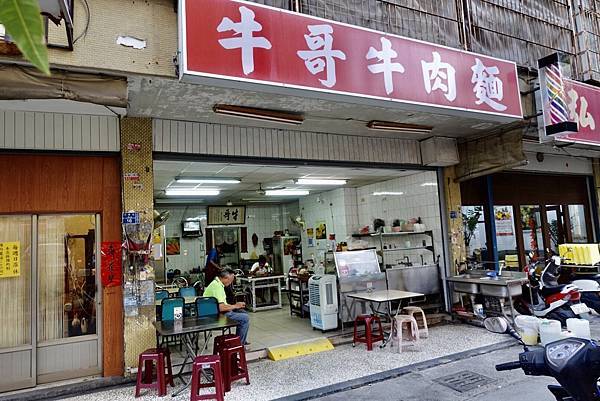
left=354, top=230, right=435, bottom=269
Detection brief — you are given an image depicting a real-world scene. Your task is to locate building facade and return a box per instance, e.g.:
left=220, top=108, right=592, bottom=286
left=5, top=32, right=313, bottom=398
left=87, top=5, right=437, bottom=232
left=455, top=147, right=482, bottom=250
left=1, top=0, right=600, bottom=390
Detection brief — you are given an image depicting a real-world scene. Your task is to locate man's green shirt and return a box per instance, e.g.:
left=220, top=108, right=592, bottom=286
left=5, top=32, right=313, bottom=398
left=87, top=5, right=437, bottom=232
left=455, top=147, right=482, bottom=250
left=203, top=278, right=228, bottom=304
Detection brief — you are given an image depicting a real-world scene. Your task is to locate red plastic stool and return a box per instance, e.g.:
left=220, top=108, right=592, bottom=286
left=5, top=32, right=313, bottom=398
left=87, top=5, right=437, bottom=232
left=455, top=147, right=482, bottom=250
left=213, top=334, right=240, bottom=355
left=135, top=348, right=174, bottom=397
left=191, top=355, right=225, bottom=401
left=353, top=314, right=385, bottom=351
left=219, top=343, right=250, bottom=392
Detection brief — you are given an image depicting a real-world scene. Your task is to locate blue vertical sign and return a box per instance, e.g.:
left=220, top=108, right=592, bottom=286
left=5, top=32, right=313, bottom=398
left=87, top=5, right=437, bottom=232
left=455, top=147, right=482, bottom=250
left=122, top=212, right=140, bottom=224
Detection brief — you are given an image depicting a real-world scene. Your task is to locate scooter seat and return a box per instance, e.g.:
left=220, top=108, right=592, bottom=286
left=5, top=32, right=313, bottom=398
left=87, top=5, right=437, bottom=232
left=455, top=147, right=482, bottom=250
left=541, top=285, right=566, bottom=297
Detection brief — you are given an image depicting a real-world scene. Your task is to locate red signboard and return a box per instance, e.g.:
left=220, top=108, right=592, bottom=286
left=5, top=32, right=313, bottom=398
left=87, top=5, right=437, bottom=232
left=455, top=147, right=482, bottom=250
left=101, top=241, right=122, bottom=287
left=180, top=0, right=522, bottom=120
left=554, top=79, right=600, bottom=145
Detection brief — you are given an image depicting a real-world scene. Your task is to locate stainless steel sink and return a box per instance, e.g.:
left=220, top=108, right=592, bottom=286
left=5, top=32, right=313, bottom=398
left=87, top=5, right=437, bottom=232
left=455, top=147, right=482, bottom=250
left=480, top=282, right=523, bottom=298
left=447, top=270, right=528, bottom=297
left=452, top=281, right=480, bottom=294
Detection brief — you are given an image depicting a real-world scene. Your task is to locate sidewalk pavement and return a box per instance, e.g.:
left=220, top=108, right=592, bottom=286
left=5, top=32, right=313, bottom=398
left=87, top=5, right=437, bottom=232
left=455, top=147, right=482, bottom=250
left=314, top=345, right=555, bottom=401
left=55, top=323, right=506, bottom=401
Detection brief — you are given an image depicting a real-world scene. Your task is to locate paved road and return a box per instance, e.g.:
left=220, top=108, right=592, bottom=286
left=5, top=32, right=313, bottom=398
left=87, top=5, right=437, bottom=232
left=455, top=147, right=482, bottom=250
left=316, top=345, right=556, bottom=401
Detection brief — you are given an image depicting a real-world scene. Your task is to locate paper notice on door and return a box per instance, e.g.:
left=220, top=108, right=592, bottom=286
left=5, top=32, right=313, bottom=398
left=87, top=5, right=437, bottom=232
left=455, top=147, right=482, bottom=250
left=0, top=241, right=20, bottom=278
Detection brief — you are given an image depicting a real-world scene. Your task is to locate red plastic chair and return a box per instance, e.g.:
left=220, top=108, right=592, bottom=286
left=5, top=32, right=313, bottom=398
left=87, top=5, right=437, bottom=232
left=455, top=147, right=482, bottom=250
left=213, top=334, right=240, bottom=355
left=353, top=314, right=385, bottom=351
left=135, top=348, right=174, bottom=397
left=191, top=355, right=225, bottom=401
left=218, top=342, right=250, bottom=392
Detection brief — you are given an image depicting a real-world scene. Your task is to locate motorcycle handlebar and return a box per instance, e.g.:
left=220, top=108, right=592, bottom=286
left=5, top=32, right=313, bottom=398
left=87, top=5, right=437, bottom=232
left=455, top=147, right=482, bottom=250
left=496, top=361, right=522, bottom=371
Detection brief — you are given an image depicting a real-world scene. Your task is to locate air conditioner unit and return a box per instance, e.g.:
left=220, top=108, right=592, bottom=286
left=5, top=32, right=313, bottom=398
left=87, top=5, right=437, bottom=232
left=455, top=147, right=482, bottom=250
left=309, top=274, right=338, bottom=331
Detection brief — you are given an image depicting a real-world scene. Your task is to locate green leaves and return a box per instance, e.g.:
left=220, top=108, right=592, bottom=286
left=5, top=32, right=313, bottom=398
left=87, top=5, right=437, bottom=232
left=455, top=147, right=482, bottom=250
left=0, top=0, right=49, bottom=75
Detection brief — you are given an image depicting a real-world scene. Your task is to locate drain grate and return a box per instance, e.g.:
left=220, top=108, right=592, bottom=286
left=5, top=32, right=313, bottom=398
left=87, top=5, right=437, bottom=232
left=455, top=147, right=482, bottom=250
left=433, top=370, right=494, bottom=393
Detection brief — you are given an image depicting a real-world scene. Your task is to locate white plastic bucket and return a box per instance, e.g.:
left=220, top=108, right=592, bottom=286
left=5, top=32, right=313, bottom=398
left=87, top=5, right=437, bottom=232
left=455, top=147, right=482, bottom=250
left=540, top=319, right=562, bottom=345
left=566, top=318, right=591, bottom=339
left=515, top=315, right=540, bottom=345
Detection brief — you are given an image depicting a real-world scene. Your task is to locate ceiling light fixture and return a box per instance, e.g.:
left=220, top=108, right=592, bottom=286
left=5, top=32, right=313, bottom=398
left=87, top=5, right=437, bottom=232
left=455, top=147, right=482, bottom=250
left=213, top=104, right=304, bottom=125
left=366, top=120, right=433, bottom=134
left=265, top=189, right=310, bottom=196
left=175, top=177, right=240, bottom=184
left=165, top=188, right=220, bottom=196
left=294, top=178, right=347, bottom=186
left=372, top=191, right=404, bottom=196
left=421, top=182, right=438, bottom=187
left=241, top=199, right=282, bottom=203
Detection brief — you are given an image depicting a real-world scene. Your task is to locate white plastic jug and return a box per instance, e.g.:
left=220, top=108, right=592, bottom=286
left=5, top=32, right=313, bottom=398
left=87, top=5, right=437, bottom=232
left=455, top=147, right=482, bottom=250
left=566, top=318, right=591, bottom=339
left=539, top=319, right=562, bottom=345
left=515, top=315, right=540, bottom=345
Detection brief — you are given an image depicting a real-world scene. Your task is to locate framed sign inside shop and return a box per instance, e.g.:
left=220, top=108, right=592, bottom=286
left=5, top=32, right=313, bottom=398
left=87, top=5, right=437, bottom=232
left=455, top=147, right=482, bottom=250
left=179, top=0, right=522, bottom=120
left=207, top=205, right=246, bottom=226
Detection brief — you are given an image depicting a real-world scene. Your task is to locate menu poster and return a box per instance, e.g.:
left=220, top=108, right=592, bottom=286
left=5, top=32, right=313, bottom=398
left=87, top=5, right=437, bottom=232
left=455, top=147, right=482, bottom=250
left=494, top=206, right=514, bottom=236
left=307, top=228, right=315, bottom=247
left=316, top=221, right=327, bottom=240
left=0, top=241, right=20, bottom=278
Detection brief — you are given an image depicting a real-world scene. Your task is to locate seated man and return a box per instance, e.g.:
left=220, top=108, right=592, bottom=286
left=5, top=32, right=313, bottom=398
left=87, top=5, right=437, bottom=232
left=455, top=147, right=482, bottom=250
left=249, top=255, right=271, bottom=276
left=203, top=268, right=250, bottom=345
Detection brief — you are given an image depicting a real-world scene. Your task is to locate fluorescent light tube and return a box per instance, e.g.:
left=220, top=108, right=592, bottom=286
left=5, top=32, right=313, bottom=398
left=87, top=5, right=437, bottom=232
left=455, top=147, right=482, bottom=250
left=295, top=178, right=347, bottom=185
left=265, top=189, right=310, bottom=196
left=372, top=191, right=404, bottom=196
left=165, top=189, right=220, bottom=196
left=213, top=104, right=304, bottom=125
left=366, top=120, right=433, bottom=134
left=421, top=182, right=438, bottom=187
left=176, top=178, right=240, bottom=184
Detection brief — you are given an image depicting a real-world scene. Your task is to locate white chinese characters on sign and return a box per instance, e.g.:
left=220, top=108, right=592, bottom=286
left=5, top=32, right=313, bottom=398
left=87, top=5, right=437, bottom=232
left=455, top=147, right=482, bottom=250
left=567, top=89, right=596, bottom=130
left=297, top=25, right=346, bottom=88
left=421, top=51, right=456, bottom=102
left=471, top=58, right=507, bottom=111
left=366, top=37, right=405, bottom=95
left=217, top=6, right=272, bottom=75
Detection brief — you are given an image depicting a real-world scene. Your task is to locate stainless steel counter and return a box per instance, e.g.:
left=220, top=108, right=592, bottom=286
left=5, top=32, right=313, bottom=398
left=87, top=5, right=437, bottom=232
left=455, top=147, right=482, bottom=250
left=446, top=270, right=530, bottom=322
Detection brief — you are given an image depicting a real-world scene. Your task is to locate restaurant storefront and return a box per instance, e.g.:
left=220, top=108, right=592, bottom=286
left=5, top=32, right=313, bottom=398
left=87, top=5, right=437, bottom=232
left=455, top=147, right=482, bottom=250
left=113, top=0, right=525, bottom=369
left=461, top=171, right=597, bottom=270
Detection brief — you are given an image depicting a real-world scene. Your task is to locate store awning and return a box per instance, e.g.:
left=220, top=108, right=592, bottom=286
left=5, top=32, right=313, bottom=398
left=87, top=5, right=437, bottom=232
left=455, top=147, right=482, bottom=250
left=455, top=126, right=527, bottom=182
left=0, top=65, right=127, bottom=107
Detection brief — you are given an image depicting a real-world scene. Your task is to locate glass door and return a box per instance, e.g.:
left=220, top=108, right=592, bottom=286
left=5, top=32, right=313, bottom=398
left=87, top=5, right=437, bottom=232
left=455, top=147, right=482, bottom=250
left=0, top=216, right=34, bottom=392
left=545, top=205, right=567, bottom=255
left=36, top=214, right=101, bottom=383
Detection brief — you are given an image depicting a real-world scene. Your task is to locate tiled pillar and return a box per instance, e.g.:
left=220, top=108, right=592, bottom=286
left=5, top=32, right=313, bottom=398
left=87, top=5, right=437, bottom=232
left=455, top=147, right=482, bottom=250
left=443, top=166, right=466, bottom=275
left=120, top=117, right=157, bottom=370
left=593, top=159, right=600, bottom=233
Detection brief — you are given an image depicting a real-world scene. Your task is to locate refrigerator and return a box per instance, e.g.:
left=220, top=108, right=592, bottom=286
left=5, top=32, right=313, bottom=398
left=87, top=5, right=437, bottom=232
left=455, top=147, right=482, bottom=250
left=272, top=236, right=302, bottom=275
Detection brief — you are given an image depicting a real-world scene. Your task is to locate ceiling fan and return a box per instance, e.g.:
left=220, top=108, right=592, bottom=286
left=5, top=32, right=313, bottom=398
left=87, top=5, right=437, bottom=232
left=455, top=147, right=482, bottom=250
left=255, top=183, right=286, bottom=195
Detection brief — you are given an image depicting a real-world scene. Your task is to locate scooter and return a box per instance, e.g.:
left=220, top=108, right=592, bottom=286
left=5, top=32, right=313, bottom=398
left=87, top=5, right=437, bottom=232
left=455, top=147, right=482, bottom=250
left=484, top=316, right=600, bottom=401
left=518, top=255, right=590, bottom=324
left=559, top=265, right=600, bottom=314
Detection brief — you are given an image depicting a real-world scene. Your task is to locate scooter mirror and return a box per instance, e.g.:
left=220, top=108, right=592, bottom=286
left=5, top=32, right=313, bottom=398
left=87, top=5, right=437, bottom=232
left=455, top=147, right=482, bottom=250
left=483, top=317, right=509, bottom=334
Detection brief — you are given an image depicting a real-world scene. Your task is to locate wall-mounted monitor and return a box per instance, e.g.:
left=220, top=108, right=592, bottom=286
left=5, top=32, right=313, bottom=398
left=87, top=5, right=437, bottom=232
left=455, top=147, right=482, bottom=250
left=182, top=220, right=202, bottom=237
